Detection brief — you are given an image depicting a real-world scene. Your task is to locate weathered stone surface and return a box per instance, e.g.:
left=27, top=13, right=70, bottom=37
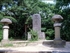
left=0, top=18, right=12, bottom=24
left=28, top=32, right=31, bottom=40
left=32, top=14, right=41, bottom=39
left=27, top=14, right=45, bottom=40
left=52, top=14, right=66, bottom=48
left=32, top=14, right=45, bottom=39
left=41, top=32, right=45, bottom=40
left=0, top=18, right=12, bottom=44
left=52, top=51, right=70, bottom=53
left=52, top=14, right=63, bottom=22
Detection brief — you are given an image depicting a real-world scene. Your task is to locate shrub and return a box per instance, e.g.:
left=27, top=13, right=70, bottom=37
left=45, top=29, right=54, bottom=40
left=29, top=29, right=38, bottom=41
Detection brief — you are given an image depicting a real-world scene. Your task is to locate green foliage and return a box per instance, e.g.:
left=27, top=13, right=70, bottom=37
left=0, top=24, right=3, bottom=41
left=3, top=43, right=13, bottom=47
left=0, top=0, right=69, bottom=41
left=9, top=37, right=14, bottom=41
left=46, top=36, right=51, bottom=40
left=54, top=0, right=70, bottom=41
left=41, top=28, right=46, bottom=32
left=45, top=29, right=54, bottom=40
left=4, top=16, right=17, bottom=23
left=0, top=14, right=3, bottom=20
left=0, top=0, right=55, bottom=40
left=29, top=29, right=38, bottom=41
left=0, top=30, right=3, bottom=41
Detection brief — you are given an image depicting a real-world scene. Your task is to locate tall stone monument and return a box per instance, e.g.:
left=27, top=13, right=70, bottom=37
left=32, top=14, right=41, bottom=39
left=28, top=14, right=45, bottom=40
left=32, top=14, right=45, bottom=39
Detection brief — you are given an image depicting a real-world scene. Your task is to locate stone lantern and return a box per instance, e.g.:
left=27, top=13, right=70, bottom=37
left=52, top=14, right=66, bottom=47
left=0, top=18, right=12, bottom=42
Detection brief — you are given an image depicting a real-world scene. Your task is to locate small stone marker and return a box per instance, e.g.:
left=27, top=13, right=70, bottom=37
left=28, top=32, right=31, bottom=40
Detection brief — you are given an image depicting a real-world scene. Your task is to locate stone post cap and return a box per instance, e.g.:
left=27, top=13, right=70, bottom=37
left=0, top=18, right=12, bottom=24
left=52, top=14, right=63, bottom=22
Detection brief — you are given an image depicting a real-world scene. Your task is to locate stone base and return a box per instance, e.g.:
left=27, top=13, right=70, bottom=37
left=39, top=32, right=45, bottom=40
left=43, top=40, right=53, bottom=46
left=42, top=40, right=66, bottom=48
left=1, top=40, right=11, bottom=45
left=28, top=32, right=31, bottom=40
left=52, top=39, right=66, bottom=48
left=28, top=32, right=45, bottom=40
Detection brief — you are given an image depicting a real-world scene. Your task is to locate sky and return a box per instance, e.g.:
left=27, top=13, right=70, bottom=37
left=41, top=0, right=56, bottom=4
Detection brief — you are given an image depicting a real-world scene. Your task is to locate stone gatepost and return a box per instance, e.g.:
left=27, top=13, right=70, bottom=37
left=0, top=18, right=12, bottom=43
left=52, top=14, right=66, bottom=47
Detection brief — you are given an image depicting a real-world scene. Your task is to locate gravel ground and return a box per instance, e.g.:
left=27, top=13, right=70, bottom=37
left=0, top=42, right=70, bottom=52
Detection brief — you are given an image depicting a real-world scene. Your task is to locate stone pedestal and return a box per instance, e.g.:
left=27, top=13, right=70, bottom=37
left=3, top=25, right=9, bottom=40
left=28, top=32, right=45, bottom=40
left=54, top=23, right=61, bottom=40
left=1, top=25, right=10, bottom=45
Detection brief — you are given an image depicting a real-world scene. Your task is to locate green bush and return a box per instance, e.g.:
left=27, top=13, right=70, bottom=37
left=29, top=29, right=38, bottom=41
left=46, top=36, right=51, bottom=40
left=0, top=25, right=3, bottom=41
left=0, top=30, right=3, bottom=41
left=45, top=29, right=54, bottom=40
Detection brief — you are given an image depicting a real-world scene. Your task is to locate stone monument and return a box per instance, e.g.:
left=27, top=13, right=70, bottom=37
left=52, top=14, right=66, bottom=47
left=0, top=18, right=12, bottom=44
left=28, top=14, right=45, bottom=40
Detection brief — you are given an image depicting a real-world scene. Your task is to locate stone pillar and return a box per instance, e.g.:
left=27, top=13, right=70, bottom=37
left=3, top=25, right=9, bottom=40
left=54, top=23, right=61, bottom=40
left=32, top=14, right=41, bottom=39
left=52, top=14, right=66, bottom=47
left=0, top=18, right=12, bottom=44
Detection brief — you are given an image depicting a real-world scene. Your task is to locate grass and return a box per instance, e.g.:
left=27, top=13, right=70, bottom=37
left=3, top=43, right=13, bottom=47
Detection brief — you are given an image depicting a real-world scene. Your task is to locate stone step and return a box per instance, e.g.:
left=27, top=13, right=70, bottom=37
left=1, top=40, right=69, bottom=47
left=0, top=40, right=55, bottom=47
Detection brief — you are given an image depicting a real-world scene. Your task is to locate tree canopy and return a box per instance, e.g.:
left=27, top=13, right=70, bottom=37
left=0, top=0, right=70, bottom=41
left=54, top=0, right=70, bottom=41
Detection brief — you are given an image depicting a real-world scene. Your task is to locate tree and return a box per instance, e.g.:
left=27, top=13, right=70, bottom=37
left=0, top=0, right=55, bottom=40
left=38, top=2, right=55, bottom=40
left=54, top=0, right=70, bottom=41
left=0, top=0, right=42, bottom=40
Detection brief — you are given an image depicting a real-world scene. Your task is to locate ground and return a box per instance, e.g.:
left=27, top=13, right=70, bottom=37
left=0, top=40, right=70, bottom=53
